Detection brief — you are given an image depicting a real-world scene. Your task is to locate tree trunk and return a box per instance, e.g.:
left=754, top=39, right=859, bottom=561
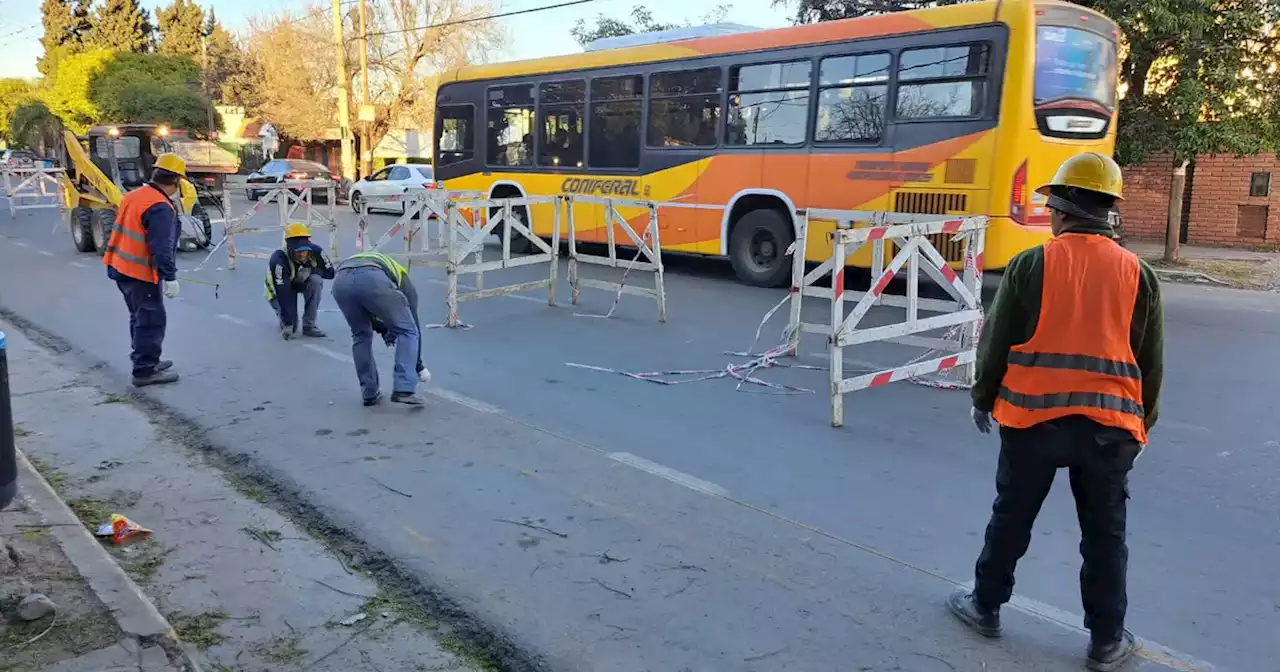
left=1164, top=160, right=1189, bottom=263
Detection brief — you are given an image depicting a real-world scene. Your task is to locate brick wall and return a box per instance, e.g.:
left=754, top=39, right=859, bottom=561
left=1117, top=154, right=1173, bottom=239
left=1119, top=152, right=1280, bottom=247
left=1186, top=154, right=1280, bottom=247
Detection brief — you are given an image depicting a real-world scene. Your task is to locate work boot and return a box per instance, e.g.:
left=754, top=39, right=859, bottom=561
left=156, top=360, right=174, bottom=372
left=390, top=391, right=425, bottom=406
left=302, top=325, right=326, bottom=338
left=132, top=370, right=179, bottom=387
left=946, top=589, right=1002, bottom=638
left=362, top=393, right=383, bottom=407
left=1087, top=630, right=1138, bottom=671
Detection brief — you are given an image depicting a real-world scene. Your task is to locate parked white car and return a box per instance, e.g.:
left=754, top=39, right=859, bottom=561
left=347, top=164, right=436, bottom=215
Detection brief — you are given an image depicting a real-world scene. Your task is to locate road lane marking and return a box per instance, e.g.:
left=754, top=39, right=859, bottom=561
left=68, top=261, right=87, bottom=268
left=607, top=452, right=728, bottom=497
left=13, top=241, right=28, bottom=247
left=302, top=343, right=353, bottom=363
left=39, top=250, right=54, bottom=257
left=217, top=314, right=252, bottom=327
left=427, top=388, right=502, bottom=415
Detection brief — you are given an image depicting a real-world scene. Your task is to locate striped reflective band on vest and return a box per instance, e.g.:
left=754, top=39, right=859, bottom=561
left=345, top=252, right=405, bottom=287
left=103, top=186, right=170, bottom=284
left=997, top=389, right=1145, bottom=418
left=105, top=226, right=154, bottom=268
left=1005, top=351, right=1142, bottom=380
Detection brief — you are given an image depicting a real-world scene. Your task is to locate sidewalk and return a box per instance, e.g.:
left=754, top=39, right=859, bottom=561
left=1126, top=239, right=1280, bottom=291
left=1126, top=238, right=1279, bottom=261
left=1, top=321, right=489, bottom=672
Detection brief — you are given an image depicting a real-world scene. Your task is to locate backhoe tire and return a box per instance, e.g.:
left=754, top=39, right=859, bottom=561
left=70, top=206, right=95, bottom=253
left=91, top=208, right=116, bottom=256
left=192, top=203, right=213, bottom=250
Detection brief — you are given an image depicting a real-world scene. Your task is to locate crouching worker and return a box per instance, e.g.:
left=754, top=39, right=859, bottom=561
left=266, top=222, right=335, bottom=340
left=331, top=252, right=429, bottom=406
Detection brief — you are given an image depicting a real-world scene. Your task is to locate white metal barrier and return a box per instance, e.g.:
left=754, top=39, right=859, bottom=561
left=784, top=211, right=988, bottom=427
left=565, top=195, right=668, bottom=322
left=218, top=177, right=338, bottom=269
left=1, top=167, right=65, bottom=219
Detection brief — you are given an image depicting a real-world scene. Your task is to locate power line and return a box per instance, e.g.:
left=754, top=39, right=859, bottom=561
left=0, top=22, right=39, bottom=42
left=364, top=0, right=608, bottom=39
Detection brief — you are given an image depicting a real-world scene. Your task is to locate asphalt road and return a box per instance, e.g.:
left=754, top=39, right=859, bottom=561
left=0, top=195, right=1275, bottom=672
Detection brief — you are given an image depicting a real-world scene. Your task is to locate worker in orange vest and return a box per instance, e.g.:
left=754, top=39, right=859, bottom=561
left=948, top=152, right=1164, bottom=672
left=102, top=153, right=185, bottom=387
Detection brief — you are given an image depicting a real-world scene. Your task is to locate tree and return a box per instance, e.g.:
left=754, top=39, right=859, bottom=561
left=86, top=52, right=221, bottom=135
left=778, top=0, right=934, bottom=24
left=200, top=8, right=253, bottom=107
left=571, top=5, right=730, bottom=47
left=43, top=48, right=113, bottom=133
left=0, top=79, right=35, bottom=144
left=156, top=0, right=206, bottom=59
left=7, top=101, right=62, bottom=155
left=239, top=12, right=335, bottom=141
left=86, top=0, right=154, bottom=53
left=37, top=0, right=93, bottom=76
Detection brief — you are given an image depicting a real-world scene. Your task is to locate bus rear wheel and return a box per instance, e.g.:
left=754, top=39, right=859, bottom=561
left=729, top=209, right=794, bottom=288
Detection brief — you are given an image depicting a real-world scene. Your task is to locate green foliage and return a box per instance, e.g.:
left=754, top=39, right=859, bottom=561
left=88, top=53, right=219, bottom=135
left=156, top=0, right=206, bottom=59
left=0, top=79, right=35, bottom=143
left=780, top=0, right=936, bottom=24
left=37, top=0, right=93, bottom=76
left=86, top=0, right=154, bottom=53
left=43, top=48, right=112, bottom=133
left=570, top=5, right=731, bottom=48
left=7, top=101, right=61, bottom=153
left=114, top=85, right=221, bottom=135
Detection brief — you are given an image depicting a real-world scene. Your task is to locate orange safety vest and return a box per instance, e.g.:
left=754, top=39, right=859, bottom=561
left=992, top=233, right=1147, bottom=444
left=103, top=185, right=172, bottom=284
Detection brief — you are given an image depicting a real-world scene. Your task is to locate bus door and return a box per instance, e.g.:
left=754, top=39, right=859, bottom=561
left=644, top=67, right=723, bottom=254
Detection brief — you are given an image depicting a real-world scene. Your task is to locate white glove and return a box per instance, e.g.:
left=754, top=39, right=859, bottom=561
left=162, top=280, right=180, bottom=299
left=971, top=408, right=992, bottom=434
left=417, top=366, right=431, bottom=383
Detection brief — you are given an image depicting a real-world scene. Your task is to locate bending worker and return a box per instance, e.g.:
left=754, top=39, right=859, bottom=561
left=331, top=252, right=429, bottom=406
left=103, top=153, right=185, bottom=388
left=266, top=222, right=335, bottom=340
left=948, top=152, right=1164, bottom=672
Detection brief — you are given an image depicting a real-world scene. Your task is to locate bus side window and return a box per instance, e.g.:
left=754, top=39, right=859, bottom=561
left=895, top=43, right=990, bottom=120
left=486, top=84, right=535, bottom=167
left=647, top=68, right=722, bottom=148
left=436, top=104, right=474, bottom=166
left=588, top=75, right=643, bottom=169
left=538, top=80, right=585, bottom=169
left=815, top=52, right=890, bottom=143
left=726, top=60, right=811, bottom=146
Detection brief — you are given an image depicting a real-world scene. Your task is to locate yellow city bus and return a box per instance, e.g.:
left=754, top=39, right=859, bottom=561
left=433, top=0, right=1119, bottom=286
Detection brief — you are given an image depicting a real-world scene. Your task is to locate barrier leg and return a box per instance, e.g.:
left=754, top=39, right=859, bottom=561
left=445, top=208, right=460, bottom=328
left=785, top=212, right=808, bottom=356
left=960, top=228, right=986, bottom=385
left=650, top=204, right=667, bottom=323
left=224, top=182, right=238, bottom=270
left=277, top=186, right=289, bottom=247
left=328, top=185, right=338, bottom=260
left=829, top=232, right=847, bottom=428
left=548, top=198, right=560, bottom=307
left=568, top=200, right=580, bottom=306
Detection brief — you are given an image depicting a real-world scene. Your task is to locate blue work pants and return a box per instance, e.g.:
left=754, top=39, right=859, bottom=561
left=115, top=277, right=166, bottom=377
left=331, top=266, right=419, bottom=400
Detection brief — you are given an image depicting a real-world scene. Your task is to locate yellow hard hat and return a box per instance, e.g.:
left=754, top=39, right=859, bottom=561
left=1036, top=152, right=1123, bottom=200
left=153, top=153, right=187, bottom=178
left=284, top=222, right=311, bottom=239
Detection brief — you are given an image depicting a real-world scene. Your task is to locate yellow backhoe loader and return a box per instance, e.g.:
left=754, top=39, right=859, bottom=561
left=59, top=124, right=214, bottom=254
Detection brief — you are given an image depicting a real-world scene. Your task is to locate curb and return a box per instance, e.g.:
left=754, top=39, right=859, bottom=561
left=14, top=450, right=208, bottom=672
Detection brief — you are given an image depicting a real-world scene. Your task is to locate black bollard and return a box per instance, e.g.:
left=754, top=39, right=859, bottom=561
left=0, top=330, right=15, bottom=510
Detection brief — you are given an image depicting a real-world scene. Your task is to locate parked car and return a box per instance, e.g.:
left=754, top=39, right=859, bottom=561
left=245, top=159, right=334, bottom=201
left=348, top=164, right=436, bottom=215
left=2, top=149, right=38, bottom=168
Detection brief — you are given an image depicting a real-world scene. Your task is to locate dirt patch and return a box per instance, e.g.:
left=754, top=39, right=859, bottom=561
left=0, top=501, right=123, bottom=671
left=1148, top=257, right=1280, bottom=291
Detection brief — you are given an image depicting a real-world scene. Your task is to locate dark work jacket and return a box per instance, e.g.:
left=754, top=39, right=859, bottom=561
left=267, top=238, right=336, bottom=327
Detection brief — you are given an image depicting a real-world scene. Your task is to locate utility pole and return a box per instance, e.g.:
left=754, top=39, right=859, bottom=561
left=1164, top=160, right=1189, bottom=263
left=359, top=0, right=371, bottom=178
left=333, top=0, right=355, bottom=182
left=201, top=33, right=214, bottom=162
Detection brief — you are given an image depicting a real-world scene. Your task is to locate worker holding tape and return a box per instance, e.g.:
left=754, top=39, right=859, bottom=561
left=266, top=222, right=335, bottom=340
left=331, top=252, right=430, bottom=407
left=103, top=153, right=185, bottom=388
left=950, top=152, right=1164, bottom=672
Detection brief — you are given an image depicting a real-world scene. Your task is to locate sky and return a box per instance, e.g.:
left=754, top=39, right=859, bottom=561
left=0, top=0, right=795, bottom=80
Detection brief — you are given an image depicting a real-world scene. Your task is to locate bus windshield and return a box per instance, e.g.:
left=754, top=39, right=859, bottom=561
left=1034, top=26, right=1116, bottom=110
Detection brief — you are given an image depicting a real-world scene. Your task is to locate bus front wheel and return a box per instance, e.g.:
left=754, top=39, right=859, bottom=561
left=729, top=209, right=794, bottom=288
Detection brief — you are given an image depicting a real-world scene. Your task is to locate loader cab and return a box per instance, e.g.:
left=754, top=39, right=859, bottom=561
left=84, top=125, right=168, bottom=189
